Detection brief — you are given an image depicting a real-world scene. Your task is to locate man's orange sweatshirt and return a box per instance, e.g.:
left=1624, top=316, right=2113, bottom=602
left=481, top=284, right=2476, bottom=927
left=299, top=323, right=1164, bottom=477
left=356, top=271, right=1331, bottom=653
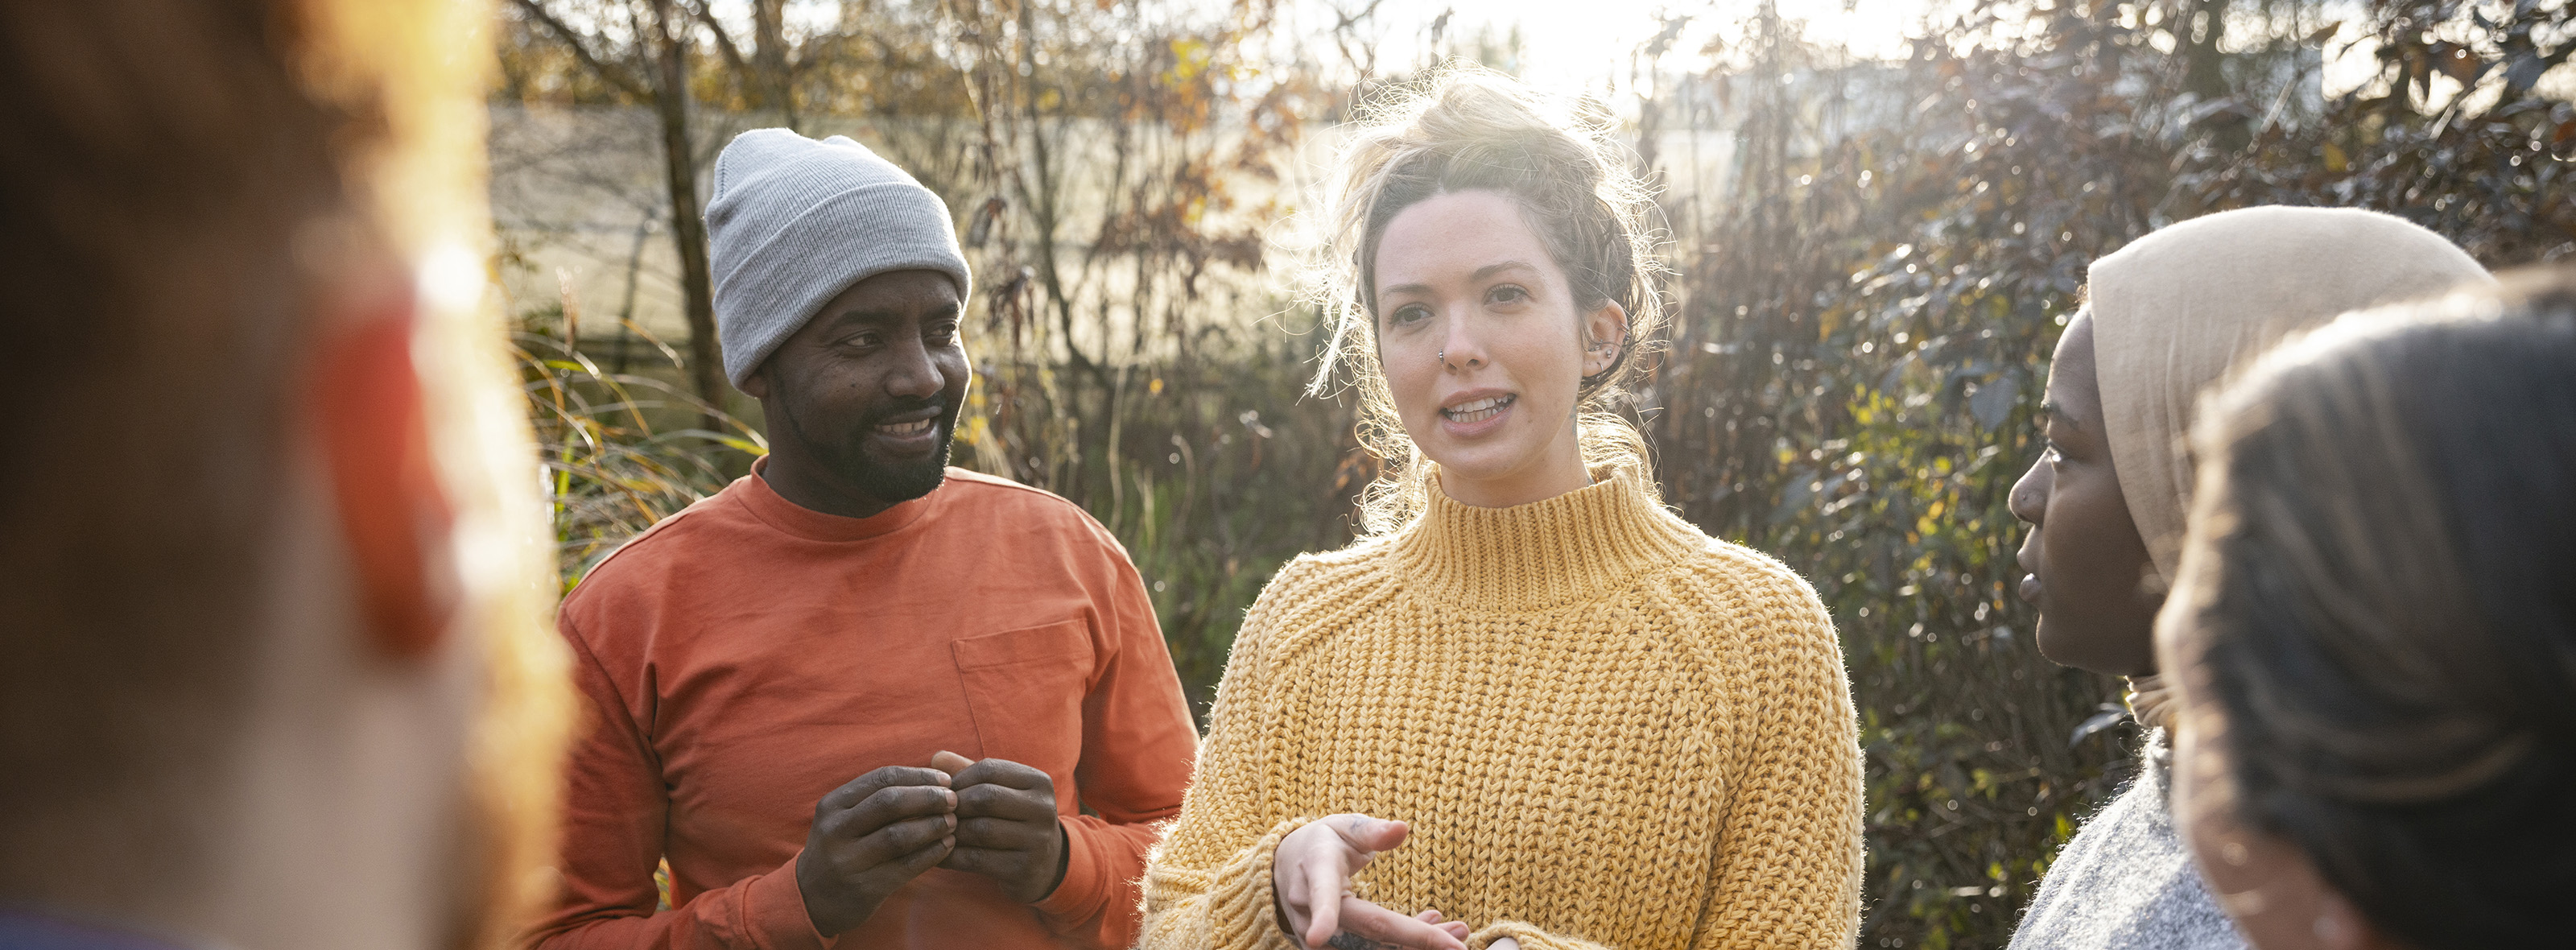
left=528, top=463, right=1199, bottom=950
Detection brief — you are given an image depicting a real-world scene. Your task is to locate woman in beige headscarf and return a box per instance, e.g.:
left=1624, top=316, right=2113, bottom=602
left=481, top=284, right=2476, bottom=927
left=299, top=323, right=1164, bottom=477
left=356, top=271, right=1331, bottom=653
left=2000, top=205, right=2489, bottom=949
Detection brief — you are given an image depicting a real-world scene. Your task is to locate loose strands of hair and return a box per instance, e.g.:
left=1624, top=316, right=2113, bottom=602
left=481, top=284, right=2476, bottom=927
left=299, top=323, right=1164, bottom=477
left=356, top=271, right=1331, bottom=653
left=2172, top=274, right=2576, bottom=950
left=1303, top=64, right=1670, bottom=534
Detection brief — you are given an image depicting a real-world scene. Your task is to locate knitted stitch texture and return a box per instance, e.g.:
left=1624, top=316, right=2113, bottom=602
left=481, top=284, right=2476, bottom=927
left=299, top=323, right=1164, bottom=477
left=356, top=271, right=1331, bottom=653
left=1138, top=465, right=1864, bottom=950
left=2004, top=729, right=2245, bottom=950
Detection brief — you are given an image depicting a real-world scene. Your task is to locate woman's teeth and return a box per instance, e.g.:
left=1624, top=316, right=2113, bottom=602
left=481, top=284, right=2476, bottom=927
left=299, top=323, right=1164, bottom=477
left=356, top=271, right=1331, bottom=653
left=1441, top=395, right=1513, bottom=423
left=878, top=419, right=935, bottom=436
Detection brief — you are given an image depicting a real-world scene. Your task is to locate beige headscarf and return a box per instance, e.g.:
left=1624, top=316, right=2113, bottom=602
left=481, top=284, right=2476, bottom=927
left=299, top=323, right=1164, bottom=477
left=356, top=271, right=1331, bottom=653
left=2088, top=205, right=2493, bottom=588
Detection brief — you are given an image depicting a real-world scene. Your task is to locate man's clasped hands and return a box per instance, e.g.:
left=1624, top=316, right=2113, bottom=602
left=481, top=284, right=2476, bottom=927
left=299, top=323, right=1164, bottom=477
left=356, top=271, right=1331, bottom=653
left=1274, top=813, right=1521, bottom=950
left=793, top=750, right=1066, bottom=936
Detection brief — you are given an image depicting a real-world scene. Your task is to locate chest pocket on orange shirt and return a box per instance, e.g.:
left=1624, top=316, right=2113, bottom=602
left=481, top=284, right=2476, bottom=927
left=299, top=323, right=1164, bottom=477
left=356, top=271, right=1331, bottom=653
left=951, top=618, right=1094, bottom=799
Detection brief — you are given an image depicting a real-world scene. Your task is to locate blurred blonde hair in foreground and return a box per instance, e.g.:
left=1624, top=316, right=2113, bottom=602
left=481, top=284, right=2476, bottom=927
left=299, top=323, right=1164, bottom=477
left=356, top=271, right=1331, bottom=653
left=0, top=2, right=571, bottom=948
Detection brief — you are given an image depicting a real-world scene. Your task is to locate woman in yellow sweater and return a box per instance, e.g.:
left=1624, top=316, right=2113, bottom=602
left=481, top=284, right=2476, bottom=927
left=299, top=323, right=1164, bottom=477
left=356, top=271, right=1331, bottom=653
left=1137, top=68, right=1864, bottom=950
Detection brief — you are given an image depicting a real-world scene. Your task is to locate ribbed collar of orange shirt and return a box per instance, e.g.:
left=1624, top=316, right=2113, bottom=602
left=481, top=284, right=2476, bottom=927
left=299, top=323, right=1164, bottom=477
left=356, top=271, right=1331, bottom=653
left=1389, top=462, right=1707, bottom=613
left=734, top=454, right=937, bottom=542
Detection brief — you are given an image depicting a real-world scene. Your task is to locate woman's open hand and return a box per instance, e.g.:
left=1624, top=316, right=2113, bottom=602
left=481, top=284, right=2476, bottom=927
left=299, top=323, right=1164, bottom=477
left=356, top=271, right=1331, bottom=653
left=1272, top=814, right=1470, bottom=950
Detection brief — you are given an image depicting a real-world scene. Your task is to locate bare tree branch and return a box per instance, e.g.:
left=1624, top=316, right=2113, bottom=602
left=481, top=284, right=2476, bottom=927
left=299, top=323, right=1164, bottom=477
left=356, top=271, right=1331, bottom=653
left=687, top=0, right=752, bottom=81
left=510, top=0, right=651, bottom=100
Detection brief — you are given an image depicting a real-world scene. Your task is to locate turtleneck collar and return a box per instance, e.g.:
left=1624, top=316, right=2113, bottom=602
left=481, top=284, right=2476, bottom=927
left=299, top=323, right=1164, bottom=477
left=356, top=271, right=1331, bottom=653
left=1387, top=463, right=1707, bottom=613
left=733, top=454, right=937, bottom=543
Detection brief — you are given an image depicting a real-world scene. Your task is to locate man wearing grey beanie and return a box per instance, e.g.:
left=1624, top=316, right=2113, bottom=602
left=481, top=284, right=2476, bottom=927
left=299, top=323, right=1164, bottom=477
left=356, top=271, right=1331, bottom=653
left=531, top=130, right=1199, bottom=950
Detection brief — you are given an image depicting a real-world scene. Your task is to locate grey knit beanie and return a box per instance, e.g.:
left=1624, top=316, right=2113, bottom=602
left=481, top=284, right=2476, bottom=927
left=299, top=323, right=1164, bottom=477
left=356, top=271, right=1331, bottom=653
left=706, top=129, right=972, bottom=388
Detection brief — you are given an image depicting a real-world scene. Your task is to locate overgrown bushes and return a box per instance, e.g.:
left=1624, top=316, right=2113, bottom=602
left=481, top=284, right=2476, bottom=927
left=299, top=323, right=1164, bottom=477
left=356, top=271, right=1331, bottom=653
left=1637, top=2, right=2574, bottom=945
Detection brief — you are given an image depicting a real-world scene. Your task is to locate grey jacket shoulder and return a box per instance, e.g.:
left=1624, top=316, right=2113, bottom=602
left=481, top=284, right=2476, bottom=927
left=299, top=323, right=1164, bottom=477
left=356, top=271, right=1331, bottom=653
left=2007, top=730, right=2245, bottom=950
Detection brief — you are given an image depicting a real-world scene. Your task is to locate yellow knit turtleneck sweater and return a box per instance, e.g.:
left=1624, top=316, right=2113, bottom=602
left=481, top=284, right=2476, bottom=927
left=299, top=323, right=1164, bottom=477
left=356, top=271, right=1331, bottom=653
left=1138, top=465, right=1863, bottom=950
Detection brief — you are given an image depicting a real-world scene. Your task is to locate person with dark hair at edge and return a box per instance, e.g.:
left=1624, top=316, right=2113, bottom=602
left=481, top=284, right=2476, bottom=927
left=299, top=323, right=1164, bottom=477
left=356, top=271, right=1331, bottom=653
left=525, top=130, right=1199, bottom=950
left=2159, top=273, right=2576, bottom=950
left=2001, top=205, right=2491, bottom=950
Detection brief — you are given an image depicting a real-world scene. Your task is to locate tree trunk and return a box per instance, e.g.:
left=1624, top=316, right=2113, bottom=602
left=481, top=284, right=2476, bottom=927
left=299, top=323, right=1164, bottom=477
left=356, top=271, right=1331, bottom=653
left=2183, top=0, right=2250, bottom=153
left=652, top=0, right=726, bottom=425
left=752, top=0, right=796, bottom=129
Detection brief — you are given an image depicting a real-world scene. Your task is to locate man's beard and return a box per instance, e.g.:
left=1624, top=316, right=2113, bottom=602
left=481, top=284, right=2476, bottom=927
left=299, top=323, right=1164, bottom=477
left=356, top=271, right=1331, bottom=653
left=788, top=397, right=958, bottom=504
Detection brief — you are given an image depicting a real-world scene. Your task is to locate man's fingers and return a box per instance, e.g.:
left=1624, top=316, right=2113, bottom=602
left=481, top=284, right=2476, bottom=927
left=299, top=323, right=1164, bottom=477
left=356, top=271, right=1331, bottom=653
left=953, top=782, right=1057, bottom=821
left=840, top=784, right=956, bottom=839
left=858, top=832, right=952, bottom=888
left=867, top=813, right=956, bottom=856
left=937, top=844, right=1031, bottom=878
left=949, top=756, right=1052, bottom=793
left=819, top=765, right=948, bottom=813
left=836, top=812, right=955, bottom=870
left=1339, top=896, right=1468, bottom=950
left=929, top=750, right=975, bottom=775
left=936, top=844, right=983, bottom=874
left=896, top=834, right=954, bottom=873
left=953, top=813, right=1053, bottom=849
